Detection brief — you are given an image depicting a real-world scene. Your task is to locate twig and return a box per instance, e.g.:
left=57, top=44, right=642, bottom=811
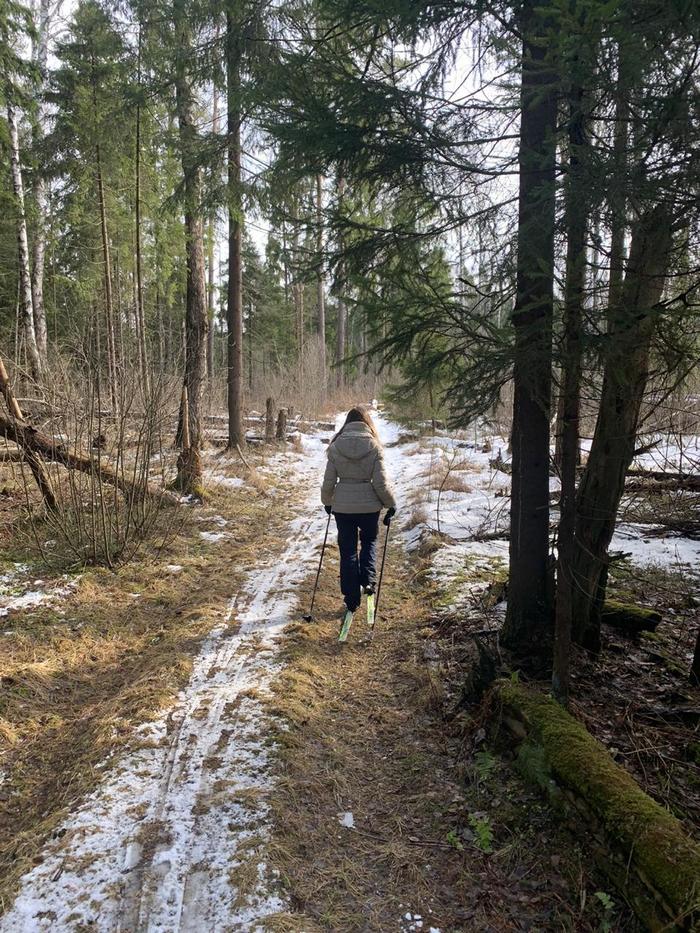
left=235, top=442, right=253, bottom=471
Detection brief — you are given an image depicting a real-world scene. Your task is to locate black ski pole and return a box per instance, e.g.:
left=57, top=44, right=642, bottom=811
left=303, top=511, right=332, bottom=621
left=370, top=518, right=391, bottom=640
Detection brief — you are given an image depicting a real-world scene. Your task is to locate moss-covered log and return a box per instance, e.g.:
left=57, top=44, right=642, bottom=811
left=493, top=681, right=700, bottom=930
left=601, top=600, right=662, bottom=634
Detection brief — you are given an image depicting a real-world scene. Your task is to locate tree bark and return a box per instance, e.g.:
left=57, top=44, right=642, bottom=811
left=7, top=102, right=43, bottom=384
left=134, top=22, right=150, bottom=397
left=0, top=353, right=55, bottom=508
left=265, top=396, right=275, bottom=443
left=95, top=142, right=119, bottom=414
left=316, top=173, right=327, bottom=382
left=30, top=0, right=50, bottom=365
left=571, top=204, right=673, bottom=652
left=553, top=78, right=590, bottom=705
left=501, top=0, right=558, bottom=659
left=335, top=175, right=347, bottom=389
left=226, top=11, right=244, bottom=449
left=174, top=0, right=209, bottom=471
left=291, top=196, right=304, bottom=381
left=607, top=43, right=629, bottom=316
left=207, top=77, right=219, bottom=383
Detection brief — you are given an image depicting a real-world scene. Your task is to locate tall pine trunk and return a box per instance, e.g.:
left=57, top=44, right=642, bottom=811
left=226, top=11, right=244, bottom=449
left=291, top=196, right=304, bottom=381
left=134, top=23, right=150, bottom=397
left=335, top=175, right=347, bottom=389
left=501, top=0, right=558, bottom=659
left=316, top=173, right=327, bottom=383
left=95, top=142, right=119, bottom=414
left=552, top=79, right=590, bottom=704
left=174, top=0, right=208, bottom=468
left=335, top=294, right=346, bottom=389
left=571, top=204, right=672, bottom=651
left=7, top=103, right=43, bottom=384
left=207, top=42, right=220, bottom=385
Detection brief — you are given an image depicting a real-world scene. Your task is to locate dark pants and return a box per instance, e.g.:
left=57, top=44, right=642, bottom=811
left=334, top=511, right=380, bottom=612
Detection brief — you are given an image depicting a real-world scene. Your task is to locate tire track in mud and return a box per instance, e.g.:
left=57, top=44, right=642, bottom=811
left=0, top=442, right=330, bottom=933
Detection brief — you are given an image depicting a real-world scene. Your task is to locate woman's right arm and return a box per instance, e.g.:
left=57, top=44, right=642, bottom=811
left=321, top=455, right=338, bottom=507
left=371, top=452, right=397, bottom=509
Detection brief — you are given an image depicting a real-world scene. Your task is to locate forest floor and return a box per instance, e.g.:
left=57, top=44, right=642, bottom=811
left=0, top=407, right=698, bottom=931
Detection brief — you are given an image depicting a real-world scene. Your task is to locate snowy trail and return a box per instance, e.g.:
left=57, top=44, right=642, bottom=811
left=0, top=433, right=333, bottom=933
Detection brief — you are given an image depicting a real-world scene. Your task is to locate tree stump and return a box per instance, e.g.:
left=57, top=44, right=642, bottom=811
left=265, top=397, right=275, bottom=443
left=276, top=409, right=287, bottom=442
left=174, top=446, right=203, bottom=498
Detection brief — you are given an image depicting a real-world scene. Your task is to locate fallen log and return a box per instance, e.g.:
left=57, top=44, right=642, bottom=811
left=0, top=356, right=57, bottom=509
left=626, top=468, right=700, bottom=490
left=0, top=412, right=178, bottom=504
left=601, top=600, right=662, bottom=635
left=493, top=681, right=700, bottom=930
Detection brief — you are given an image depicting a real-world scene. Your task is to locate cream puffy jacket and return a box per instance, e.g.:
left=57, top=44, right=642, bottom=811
left=321, top=422, right=397, bottom=514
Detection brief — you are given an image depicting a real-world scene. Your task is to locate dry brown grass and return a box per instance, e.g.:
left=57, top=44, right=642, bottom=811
left=0, top=454, right=300, bottom=911
left=418, top=459, right=479, bottom=495
left=439, top=472, right=473, bottom=494
left=403, top=505, right=430, bottom=530
left=263, top=539, right=627, bottom=932
left=264, top=552, right=470, bottom=931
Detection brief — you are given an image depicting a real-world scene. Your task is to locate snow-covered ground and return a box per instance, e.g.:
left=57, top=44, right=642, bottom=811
left=377, top=415, right=700, bottom=613
left=582, top=432, right=700, bottom=475
left=0, top=431, right=337, bottom=933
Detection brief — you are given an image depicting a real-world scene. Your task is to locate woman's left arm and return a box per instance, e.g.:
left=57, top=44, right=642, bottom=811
left=321, top=456, right=338, bottom=507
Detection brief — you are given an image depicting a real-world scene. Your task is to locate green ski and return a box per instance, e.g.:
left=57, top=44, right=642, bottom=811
left=366, top=593, right=375, bottom=627
left=338, top=609, right=353, bottom=642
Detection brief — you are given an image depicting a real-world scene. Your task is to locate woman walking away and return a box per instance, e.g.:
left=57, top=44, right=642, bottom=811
left=321, top=406, right=396, bottom=637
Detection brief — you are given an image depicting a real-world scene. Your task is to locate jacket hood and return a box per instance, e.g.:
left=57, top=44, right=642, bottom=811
left=331, top=423, right=378, bottom=462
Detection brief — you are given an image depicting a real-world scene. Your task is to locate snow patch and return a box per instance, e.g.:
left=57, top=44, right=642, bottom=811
left=0, top=564, right=77, bottom=618
left=205, top=472, right=245, bottom=489
left=198, top=530, right=228, bottom=543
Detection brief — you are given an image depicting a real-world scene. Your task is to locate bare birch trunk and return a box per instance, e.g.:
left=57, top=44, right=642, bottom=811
left=7, top=103, right=43, bottom=383
left=30, top=0, right=51, bottom=365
